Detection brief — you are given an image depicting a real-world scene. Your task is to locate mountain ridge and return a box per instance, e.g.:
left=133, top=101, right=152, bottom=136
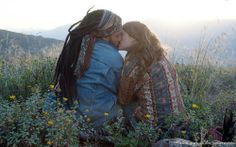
left=0, top=29, right=63, bottom=61
left=1, top=19, right=236, bottom=66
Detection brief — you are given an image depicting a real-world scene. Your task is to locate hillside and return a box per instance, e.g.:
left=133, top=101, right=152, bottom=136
left=24, top=19, right=236, bottom=67
left=0, top=29, right=63, bottom=61
left=146, top=19, right=236, bottom=66
left=3, top=19, right=236, bottom=67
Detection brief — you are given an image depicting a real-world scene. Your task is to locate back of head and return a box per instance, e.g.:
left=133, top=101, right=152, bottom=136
left=123, top=21, right=160, bottom=48
left=122, top=21, right=165, bottom=80
left=123, top=21, right=165, bottom=62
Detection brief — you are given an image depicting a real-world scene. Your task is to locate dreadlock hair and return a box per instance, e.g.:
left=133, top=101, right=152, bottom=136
left=53, top=9, right=104, bottom=106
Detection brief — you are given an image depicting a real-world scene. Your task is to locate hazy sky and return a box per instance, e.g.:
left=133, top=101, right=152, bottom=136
left=1, top=0, right=236, bottom=31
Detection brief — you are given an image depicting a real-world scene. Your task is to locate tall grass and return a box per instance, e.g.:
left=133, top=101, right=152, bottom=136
left=0, top=56, right=56, bottom=100
left=173, top=31, right=236, bottom=100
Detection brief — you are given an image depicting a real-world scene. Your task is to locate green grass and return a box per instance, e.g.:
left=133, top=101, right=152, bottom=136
left=0, top=52, right=235, bottom=146
left=0, top=56, right=56, bottom=100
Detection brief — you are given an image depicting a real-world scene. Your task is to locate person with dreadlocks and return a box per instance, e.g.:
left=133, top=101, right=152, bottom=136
left=44, top=9, right=123, bottom=127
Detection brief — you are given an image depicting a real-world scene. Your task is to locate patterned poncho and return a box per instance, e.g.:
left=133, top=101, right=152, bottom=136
left=118, top=54, right=185, bottom=127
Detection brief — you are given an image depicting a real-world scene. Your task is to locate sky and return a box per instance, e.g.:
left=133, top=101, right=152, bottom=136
left=1, top=0, right=236, bottom=31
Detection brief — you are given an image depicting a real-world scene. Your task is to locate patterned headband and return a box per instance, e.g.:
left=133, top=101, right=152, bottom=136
left=96, top=10, right=122, bottom=37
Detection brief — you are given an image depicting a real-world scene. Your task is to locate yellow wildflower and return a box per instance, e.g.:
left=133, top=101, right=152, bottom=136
left=9, top=95, right=16, bottom=101
left=47, top=120, right=54, bottom=127
left=192, top=103, right=200, bottom=109
left=181, top=130, right=187, bottom=134
left=104, top=112, right=109, bottom=117
left=47, top=140, right=53, bottom=145
left=63, top=97, right=69, bottom=102
left=145, top=114, right=151, bottom=119
left=49, top=84, right=54, bottom=90
left=86, top=117, right=91, bottom=122
left=42, top=111, right=49, bottom=116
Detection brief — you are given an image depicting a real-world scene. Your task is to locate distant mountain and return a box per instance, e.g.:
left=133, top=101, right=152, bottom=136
left=146, top=19, right=236, bottom=66
left=25, top=20, right=236, bottom=47
left=27, top=24, right=71, bottom=41
left=0, top=29, right=63, bottom=61
left=7, top=19, right=236, bottom=66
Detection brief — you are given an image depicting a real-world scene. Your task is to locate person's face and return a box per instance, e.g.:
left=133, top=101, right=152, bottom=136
left=106, top=31, right=123, bottom=48
left=118, top=30, right=137, bottom=51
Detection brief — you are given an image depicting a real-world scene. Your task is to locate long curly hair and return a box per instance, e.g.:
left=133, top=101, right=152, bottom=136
left=123, top=21, right=166, bottom=79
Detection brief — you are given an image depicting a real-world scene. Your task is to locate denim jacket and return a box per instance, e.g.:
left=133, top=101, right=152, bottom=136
left=44, top=39, right=123, bottom=127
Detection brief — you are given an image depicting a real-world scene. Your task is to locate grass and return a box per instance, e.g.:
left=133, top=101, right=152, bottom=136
left=0, top=39, right=235, bottom=146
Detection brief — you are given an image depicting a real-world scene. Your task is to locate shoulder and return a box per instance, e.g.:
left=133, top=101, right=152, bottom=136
left=148, top=57, right=177, bottom=82
left=92, top=39, right=123, bottom=69
left=158, top=57, right=176, bottom=74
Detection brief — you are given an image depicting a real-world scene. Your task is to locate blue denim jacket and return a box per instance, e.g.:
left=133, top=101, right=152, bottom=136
left=44, top=39, right=123, bottom=127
